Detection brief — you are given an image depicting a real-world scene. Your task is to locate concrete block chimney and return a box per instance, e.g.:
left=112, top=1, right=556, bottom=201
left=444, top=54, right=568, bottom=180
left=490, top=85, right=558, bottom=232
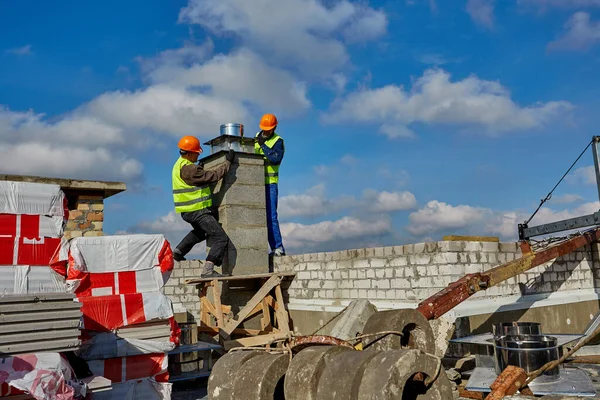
left=201, top=151, right=270, bottom=275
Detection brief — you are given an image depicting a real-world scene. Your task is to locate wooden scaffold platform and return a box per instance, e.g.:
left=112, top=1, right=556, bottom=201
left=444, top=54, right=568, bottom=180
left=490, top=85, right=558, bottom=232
left=185, top=271, right=296, bottom=349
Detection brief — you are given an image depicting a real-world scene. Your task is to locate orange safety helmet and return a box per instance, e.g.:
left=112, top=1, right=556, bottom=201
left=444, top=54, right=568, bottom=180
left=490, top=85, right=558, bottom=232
left=259, top=113, right=278, bottom=131
left=177, top=136, right=202, bottom=153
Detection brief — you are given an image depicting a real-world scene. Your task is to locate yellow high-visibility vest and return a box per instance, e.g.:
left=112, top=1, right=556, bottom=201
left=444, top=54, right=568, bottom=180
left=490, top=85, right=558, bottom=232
left=172, top=157, right=212, bottom=213
left=254, top=132, right=283, bottom=184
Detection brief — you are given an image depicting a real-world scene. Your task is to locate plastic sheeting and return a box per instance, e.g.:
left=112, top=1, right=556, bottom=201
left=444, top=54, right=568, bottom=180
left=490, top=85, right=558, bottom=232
left=79, top=333, right=175, bottom=360
left=52, top=235, right=174, bottom=278
left=68, top=267, right=167, bottom=297
left=77, top=292, right=174, bottom=331
left=0, top=352, right=87, bottom=400
left=87, top=353, right=169, bottom=384
left=91, top=378, right=171, bottom=400
left=0, top=265, right=66, bottom=295
left=0, top=213, right=65, bottom=238
left=0, top=181, right=67, bottom=217
left=0, top=236, right=61, bottom=266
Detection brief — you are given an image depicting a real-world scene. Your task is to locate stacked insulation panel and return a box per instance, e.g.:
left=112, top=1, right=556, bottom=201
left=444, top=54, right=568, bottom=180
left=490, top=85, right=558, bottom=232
left=51, top=234, right=180, bottom=400
left=0, top=181, right=68, bottom=295
left=0, top=181, right=86, bottom=399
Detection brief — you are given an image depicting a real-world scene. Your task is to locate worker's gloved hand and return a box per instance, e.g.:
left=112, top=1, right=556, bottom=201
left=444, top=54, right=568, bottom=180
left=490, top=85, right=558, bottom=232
left=256, top=134, right=266, bottom=146
left=226, top=149, right=235, bottom=163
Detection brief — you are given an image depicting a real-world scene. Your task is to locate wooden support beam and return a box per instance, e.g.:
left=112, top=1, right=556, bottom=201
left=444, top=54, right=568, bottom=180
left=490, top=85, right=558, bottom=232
left=222, top=275, right=282, bottom=337
left=212, top=279, right=224, bottom=328
left=274, top=285, right=290, bottom=333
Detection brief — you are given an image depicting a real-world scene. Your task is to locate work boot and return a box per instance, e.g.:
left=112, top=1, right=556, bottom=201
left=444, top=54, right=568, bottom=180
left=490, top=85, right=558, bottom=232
left=201, top=270, right=226, bottom=278
left=173, top=249, right=186, bottom=262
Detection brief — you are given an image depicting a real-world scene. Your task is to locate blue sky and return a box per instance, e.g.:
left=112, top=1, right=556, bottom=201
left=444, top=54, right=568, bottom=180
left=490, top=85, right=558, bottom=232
left=2, top=0, right=600, bottom=254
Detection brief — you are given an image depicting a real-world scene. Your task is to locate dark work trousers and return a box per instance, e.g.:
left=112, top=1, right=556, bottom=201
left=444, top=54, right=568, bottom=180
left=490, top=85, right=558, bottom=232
left=176, top=210, right=230, bottom=266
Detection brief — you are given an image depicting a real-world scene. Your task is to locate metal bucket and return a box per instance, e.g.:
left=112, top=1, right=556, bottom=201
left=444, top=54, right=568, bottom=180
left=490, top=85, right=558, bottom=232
left=492, top=322, right=542, bottom=338
left=220, top=123, right=244, bottom=137
left=494, top=334, right=560, bottom=379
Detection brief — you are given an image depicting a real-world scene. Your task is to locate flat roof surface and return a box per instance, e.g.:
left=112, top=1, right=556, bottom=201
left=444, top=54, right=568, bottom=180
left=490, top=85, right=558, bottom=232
left=0, top=174, right=127, bottom=199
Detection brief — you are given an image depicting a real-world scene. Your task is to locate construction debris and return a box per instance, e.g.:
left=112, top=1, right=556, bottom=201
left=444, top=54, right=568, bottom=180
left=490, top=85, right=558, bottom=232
left=313, top=299, right=378, bottom=341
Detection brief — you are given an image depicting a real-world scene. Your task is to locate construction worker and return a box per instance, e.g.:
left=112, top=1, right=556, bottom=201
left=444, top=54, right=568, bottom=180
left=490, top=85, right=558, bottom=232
left=255, top=113, right=286, bottom=256
left=172, top=135, right=235, bottom=277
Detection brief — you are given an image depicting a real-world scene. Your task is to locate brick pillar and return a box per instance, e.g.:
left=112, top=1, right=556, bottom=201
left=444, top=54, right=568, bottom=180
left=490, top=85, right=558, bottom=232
left=202, top=151, right=269, bottom=275
left=64, top=195, right=104, bottom=239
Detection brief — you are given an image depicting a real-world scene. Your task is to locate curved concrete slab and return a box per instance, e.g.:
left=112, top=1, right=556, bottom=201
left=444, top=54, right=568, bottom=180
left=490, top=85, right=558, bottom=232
left=362, top=309, right=435, bottom=354
left=284, top=345, right=354, bottom=400
left=207, top=350, right=264, bottom=400
left=231, top=352, right=290, bottom=400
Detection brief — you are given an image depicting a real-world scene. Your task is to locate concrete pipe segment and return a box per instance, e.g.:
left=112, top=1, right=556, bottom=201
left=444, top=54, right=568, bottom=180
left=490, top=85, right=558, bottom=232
left=207, top=350, right=265, bottom=400
left=362, top=309, right=436, bottom=354
left=358, top=349, right=454, bottom=400
left=230, top=352, right=290, bottom=400
left=284, top=345, right=354, bottom=400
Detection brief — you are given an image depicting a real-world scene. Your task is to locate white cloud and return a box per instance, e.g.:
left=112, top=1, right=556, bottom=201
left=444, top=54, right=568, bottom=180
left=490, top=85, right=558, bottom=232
left=279, top=185, right=416, bottom=219
left=406, top=199, right=600, bottom=240
left=82, top=84, right=250, bottom=137
left=281, top=216, right=393, bottom=251
left=466, top=0, right=495, bottom=29
left=567, top=165, right=597, bottom=185
left=279, top=184, right=357, bottom=219
left=178, top=0, right=387, bottom=79
left=145, top=48, right=310, bottom=115
left=5, top=45, right=32, bottom=55
left=365, top=190, right=418, bottom=212
left=407, top=200, right=487, bottom=236
left=323, top=68, right=573, bottom=138
left=550, top=193, right=585, bottom=204
left=0, top=106, right=142, bottom=182
left=548, top=12, right=600, bottom=51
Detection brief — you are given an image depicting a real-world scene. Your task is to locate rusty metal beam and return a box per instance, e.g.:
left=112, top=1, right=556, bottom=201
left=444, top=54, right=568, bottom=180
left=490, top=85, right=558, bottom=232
left=416, top=227, right=600, bottom=320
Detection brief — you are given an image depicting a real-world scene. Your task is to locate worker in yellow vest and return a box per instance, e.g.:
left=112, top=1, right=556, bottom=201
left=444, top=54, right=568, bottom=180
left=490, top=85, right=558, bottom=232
left=255, top=113, right=286, bottom=256
left=172, top=135, right=235, bottom=277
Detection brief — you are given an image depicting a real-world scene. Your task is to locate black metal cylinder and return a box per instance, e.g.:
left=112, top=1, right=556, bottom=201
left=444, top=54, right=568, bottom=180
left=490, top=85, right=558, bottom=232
left=494, top=334, right=561, bottom=379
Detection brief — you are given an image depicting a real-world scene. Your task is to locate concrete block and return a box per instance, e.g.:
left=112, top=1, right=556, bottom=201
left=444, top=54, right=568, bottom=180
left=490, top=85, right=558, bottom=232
left=349, top=270, right=358, bottom=279
left=375, top=269, right=385, bottom=278
left=464, top=242, right=482, bottom=251
left=385, top=268, right=394, bottom=278
left=395, top=245, right=407, bottom=254
left=314, top=299, right=377, bottom=340
left=357, top=270, right=366, bottom=279
left=432, top=252, right=458, bottom=264
left=325, top=261, right=337, bottom=270
left=211, top=183, right=266, bottom=208
left=297, top=271, right=310, bottom=280
left=358, top=289, right=368, bottom=298
left=217, top=205, right=267, bottom=228
left=413, top=243, right=426, bottom=253
left=374, top=279, right=390, bottom=289
left=354, top=280, right=370, bottom=289
left=221, top=163, right=264, bottom=186
left=438, top=241, right=463, bottom=252
left=367, top=269, right=375, bottom=278
left=307, top=262, right=320, bottom=270
left=404, top=267, right=415, bottom=278
left=481, top=242, right=499, bottom=252
left=368, top=289, right=377, bottom=299
left=410, top=254, right=431, bottom=265
left=392, top=278, right=410, bottom=289
left=370, top=258, right=387, bottom=268
left=500, top=242, right=518, bottom=252
left=390, top=256, right=408, bottom=266
left=374, top=247, right=385, bottom=257
left=376, top=290, right=386, bottom=300
left=353, top=259, right=369, bottom=269
left=384, top=247, right=395, bottom=256
left=229, top=248, right=269, bottom=274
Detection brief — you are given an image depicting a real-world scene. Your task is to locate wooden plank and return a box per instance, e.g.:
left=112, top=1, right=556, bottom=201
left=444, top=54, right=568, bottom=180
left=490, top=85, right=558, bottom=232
left=212, top=279, right=224, bottom=328
left=274, top=285, right=290, bottom=333
left=261, top=297, right=271, bottom=330
left=224, top=332, right=289, bottom=351
left=222, top=276, right=282, bottom=336
left=198, top=326, right=269, bottom=336
left=185, top=271, right=295, bottom=285
left=201, top=297, right=217, bottom=318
